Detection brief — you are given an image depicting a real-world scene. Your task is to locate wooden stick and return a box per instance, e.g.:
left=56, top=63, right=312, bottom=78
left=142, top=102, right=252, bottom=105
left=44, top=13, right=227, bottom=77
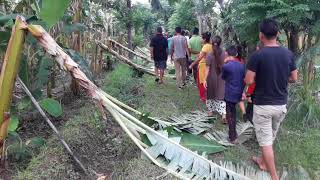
left=17, top=77, right=89, bottom=176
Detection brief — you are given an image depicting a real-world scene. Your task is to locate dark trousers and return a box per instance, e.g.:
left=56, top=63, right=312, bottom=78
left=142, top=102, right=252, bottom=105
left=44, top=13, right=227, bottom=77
left=191, top=62, right=198, bottom=82
left=226, top=101, right=237, bottom=141
left=246, top=102, right=253, bottom=124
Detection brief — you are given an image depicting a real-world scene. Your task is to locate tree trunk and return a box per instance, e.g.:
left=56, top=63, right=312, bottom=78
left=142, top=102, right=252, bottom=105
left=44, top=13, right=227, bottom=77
left=70, top=0, right=82, bottom=96
left=127, top=0, right=133, bottom=59
left=197, top=15, right=202, bottom=34
left=288, top=29, right=299, bottom=55
left=0, top=16, right=26, bottom=162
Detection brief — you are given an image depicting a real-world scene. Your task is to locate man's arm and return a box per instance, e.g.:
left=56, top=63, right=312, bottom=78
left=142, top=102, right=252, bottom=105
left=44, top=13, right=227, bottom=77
left=171, top=42, right=174, bottom=61
left=245, top=70, right=256, bottom=85
left=185, top=40, right=190, bottom=58
left=150, top=47, right=154, bottom=59
left=289, top=69, right=298, bottom=83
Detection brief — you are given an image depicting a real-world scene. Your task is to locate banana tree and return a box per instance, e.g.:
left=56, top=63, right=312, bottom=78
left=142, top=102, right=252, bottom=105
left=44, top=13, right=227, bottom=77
left=0, top=16, right=26, bottom=161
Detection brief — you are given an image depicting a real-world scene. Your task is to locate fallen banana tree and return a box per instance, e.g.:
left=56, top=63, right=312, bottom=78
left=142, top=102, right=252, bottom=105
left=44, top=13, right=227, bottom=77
left=107, top=38, right=153, bottom=63
left=153, top=111, right=254, bottom=146
left=24, top=19, right=270, bottom=179
left=97, top=41, right=156, bottom=76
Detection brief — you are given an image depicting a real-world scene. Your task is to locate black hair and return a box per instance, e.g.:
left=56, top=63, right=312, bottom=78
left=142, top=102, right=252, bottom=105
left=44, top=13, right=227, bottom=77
left=212, top=36, right=223, bottom=75
left=181, top=30, right=185, bottom=36
left=156, top=27, right=162, bottom=34
left=201, top=32, right=211, bottom=43
left=226, top=45, right=238, bottom=57
left=193, top=27, right=199, bottom=35
left=236, top=45, right=243, bottom=59
left=175, top=27, right=182, bottom=34
left=259, top=18, right=279, bottom=40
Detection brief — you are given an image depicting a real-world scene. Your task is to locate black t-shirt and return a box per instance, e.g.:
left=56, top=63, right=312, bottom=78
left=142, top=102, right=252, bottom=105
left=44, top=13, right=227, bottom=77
left=247, top=46, right=297, bottom=105
left=150, top=34, right=168, bottom=61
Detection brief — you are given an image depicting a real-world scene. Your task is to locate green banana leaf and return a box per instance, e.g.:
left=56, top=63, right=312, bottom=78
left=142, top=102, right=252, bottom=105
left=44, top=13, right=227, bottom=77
left=39, top=98, right=63, bottom=118
left=39, top=0, right=71, bottom=28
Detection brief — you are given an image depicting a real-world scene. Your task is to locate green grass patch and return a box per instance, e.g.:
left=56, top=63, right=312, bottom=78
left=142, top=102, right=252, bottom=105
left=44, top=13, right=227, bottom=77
left=104, top=64, right=145, bottom=108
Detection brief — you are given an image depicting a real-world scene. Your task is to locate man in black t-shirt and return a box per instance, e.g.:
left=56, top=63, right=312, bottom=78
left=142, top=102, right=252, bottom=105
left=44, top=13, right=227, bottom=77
left=245, top=19, right=298, bottom=180
left=150, top=27, right=168, bottom=84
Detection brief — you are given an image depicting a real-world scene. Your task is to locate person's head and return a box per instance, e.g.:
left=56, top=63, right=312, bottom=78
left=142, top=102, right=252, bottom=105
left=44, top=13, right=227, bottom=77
left=181, top=30, right=185, bottom=36
left=226, top=45, right=238, bottom=58
left=175, top=27, right=182, bottom=34
left=259, top=18, right=279, bottom=43
left=193, top=27, right=199, bottom=35
left=256, top=42, right=264, bottom=51
left=185, top=30, right=189, bottom=36
left=212, top=35, right=222, bottom=47
left=201, top=32, right=211, bottom=44
left=156, top=27, right=162, bottom=34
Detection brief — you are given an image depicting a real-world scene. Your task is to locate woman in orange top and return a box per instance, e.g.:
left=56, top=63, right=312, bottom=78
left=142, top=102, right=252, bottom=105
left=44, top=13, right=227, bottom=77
left=189, top=32, right=213, bottom=102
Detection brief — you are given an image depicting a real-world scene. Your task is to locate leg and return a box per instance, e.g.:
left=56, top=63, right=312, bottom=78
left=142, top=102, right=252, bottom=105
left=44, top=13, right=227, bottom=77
left=180, top=58, right=187, bottom=85
left=214, top=100, right=227, bottom=123
left=154, top=62, right=160, bottom=82
left=192, top=63, right=198, bottom=83
left=159, top=61, right=166, bottom=84
left=226, top=101, right=237, bottom=142
left=174, top=59, right=182, bottom=87
left=261, top=145, right=279, bottom=180
left=246, top=102, right=254, bottom=124
left=252, top=105, right=278, bottom=180
left=239, top=101, right=246, bottom=118
left=206, top=99, right=214, bottom=116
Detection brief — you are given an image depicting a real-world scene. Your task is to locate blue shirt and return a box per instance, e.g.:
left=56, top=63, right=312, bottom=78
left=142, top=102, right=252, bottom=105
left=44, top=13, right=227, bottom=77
left=222, top=60, right=245, bottom=103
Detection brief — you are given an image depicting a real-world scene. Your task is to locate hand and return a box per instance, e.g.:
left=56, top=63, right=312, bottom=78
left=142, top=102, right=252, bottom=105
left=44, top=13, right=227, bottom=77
left=241, top=92, right=246, bottom=101
left=204, top=81, right=208, bottom=89
left=189, top=63, right=193, bottom=69
left=248, top=97, right=252, bottom=103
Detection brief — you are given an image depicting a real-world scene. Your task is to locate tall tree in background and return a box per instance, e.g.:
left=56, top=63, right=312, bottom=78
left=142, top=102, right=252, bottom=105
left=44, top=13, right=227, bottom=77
left=127, top=0, right=133, bottom=58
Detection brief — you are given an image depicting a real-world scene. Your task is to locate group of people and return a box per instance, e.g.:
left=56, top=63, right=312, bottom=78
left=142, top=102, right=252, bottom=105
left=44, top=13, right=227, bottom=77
left=150, top=19, right=298, bottom=180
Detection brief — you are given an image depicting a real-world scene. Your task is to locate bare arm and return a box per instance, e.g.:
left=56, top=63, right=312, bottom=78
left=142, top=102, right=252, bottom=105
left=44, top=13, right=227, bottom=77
left=190, top=51, right=206, bottom=68
left=171, top=43, right=174, bottom=60
left=204, top=65, right=210, bottom=88
left=244, top=70, right=256, bottom=85
left=289, top=69, right=298, bottom=83
left=185, top=40, right=190, bottom=58
left=150, top=47, right=154, bottom=59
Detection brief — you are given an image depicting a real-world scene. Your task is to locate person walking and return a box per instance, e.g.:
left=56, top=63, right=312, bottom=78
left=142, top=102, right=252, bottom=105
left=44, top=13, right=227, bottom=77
left=189, top=32, right=213, bottom=102
left=245, top=19, right=298, bottom=180
left=188, top=27, right=202, bottom=83
left=222, top=45, right=246, bottom=144
left=171, top=27, right=190, bottom=89
left=204, top=35, right=226, bottom=121
left=150, top=27, right=168, bottom=84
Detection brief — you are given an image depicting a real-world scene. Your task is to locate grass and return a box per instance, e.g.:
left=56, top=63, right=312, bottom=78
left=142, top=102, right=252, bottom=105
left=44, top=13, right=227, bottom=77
left=17, top=63, right=320, bottom=179
left=104, top=64, right=320, bottom=178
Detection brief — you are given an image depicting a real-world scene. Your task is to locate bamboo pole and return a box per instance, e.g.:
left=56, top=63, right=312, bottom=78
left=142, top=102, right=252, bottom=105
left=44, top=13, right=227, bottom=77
left=0, top=16, right=27, bottom=157
left=97, top=41, right=156, bottom=76
left=17, top=77, right=89, bottom=175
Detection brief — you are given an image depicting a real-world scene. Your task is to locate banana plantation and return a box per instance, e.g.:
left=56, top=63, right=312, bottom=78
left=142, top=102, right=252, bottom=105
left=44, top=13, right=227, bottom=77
left=0, top=0, right=319, bottom=180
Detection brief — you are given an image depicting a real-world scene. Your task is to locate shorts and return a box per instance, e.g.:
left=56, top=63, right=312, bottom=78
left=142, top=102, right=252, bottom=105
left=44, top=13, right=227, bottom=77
left=154, top=60, right=167, bottom=70
left=253, top=105, right=287, bottom=146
